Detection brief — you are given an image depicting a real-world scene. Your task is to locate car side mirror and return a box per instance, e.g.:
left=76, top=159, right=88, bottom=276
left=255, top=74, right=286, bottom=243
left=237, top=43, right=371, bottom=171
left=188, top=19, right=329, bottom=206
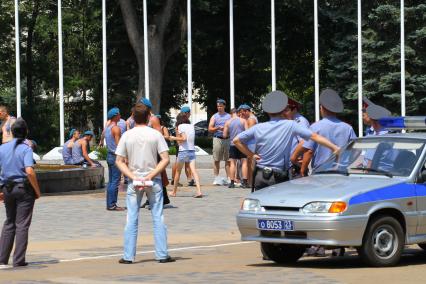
left=418, top=169, right=426, bottom=183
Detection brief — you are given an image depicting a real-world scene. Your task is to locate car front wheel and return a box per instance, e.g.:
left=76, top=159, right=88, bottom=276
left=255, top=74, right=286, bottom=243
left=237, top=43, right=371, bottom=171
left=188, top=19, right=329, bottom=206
left=260, top=243, right=305, bottom=264
left=358, top=216, right=404, bottom=267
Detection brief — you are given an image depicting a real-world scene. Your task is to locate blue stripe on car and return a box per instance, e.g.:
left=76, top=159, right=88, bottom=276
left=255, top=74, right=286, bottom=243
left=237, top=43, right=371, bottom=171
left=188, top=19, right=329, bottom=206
left=349, top=183, right=417, bottom=205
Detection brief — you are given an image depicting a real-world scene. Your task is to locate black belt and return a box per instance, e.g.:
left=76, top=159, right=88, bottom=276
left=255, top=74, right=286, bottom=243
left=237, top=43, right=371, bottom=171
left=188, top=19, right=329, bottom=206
left=0, top=179, right=29, bottom=193
left=255, top=166, right=289, bottom=180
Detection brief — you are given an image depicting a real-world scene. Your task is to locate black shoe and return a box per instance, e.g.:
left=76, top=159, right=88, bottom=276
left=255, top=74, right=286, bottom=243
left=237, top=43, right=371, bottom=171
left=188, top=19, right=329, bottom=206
left=158, top=256, right=175, bottom=263
left=188, top=179, right=195, bottom=186
left=118, top=258, right=133, bottom=264
left=228, top=183, right=235, bottom=188
left=13, top=262, right=28, bottom=267
left=140, top=201, right=149, bottom=208
left=240, top=182, right=249, bottom=188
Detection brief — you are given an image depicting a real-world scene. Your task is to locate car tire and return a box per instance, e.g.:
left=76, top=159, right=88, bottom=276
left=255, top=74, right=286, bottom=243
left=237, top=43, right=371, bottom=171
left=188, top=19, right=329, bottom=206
left=260, top=243, right=305, bottom=264
left=359, top=216, right=404, bottom=267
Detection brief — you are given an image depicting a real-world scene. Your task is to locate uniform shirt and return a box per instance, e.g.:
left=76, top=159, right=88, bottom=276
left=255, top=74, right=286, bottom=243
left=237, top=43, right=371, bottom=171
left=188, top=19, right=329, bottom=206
left=1, top=116, right=16, bottom=144
left=213, top=112, right=231, bottom=138
left=62, top=139, right=74, bottom=165
left=0, top=139, right=34, bottom=183
left=304, top=116, right=357, bottom=168
left=291, top=113, right=310, bottom=152
left=364, top=127, right=389, bottom=163
left=228, top=118, right=245, bottom=146
left=105, top=124, right=118, bottom=153
left=115, top=126, right=168, bottom=178
left=118, top=119, right=127, bottom=134
left=72, top=139, right=85, bottom=164
left=237, top=118, right=312, bottom=170
left=178, top=123, right=195, bottom=151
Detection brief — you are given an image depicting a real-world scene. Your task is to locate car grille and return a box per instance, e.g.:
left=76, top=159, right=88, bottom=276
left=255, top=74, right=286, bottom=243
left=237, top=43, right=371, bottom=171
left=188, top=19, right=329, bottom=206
left=260, top=230, right=307, bottom=239
left=263, top=206, right=300, bottom=212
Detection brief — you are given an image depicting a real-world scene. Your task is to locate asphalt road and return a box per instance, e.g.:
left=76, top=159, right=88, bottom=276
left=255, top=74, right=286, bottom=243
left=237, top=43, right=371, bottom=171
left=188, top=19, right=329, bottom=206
left=1, top=169, right=426, bottom=283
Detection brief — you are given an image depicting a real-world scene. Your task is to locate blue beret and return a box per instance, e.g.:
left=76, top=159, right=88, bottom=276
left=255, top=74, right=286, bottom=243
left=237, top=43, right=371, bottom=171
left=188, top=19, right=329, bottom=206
left=107, top=107, right=120, bottom=119
left=69, top=128, right=76, bottom=139
left=155, top=114, right=162, bottom=118
left=216, top=99, right=226, bottom=105
left=238, top=104, right=251, bottom=111
left=84, top=130, right=94, bottom=137
left=181, top=106, right=191, bottom=113
left=140, top=97, right=153, bottom=109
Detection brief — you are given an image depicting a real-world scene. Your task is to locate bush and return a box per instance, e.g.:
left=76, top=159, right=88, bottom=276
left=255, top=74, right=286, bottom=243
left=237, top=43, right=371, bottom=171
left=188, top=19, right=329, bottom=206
left=93, top=146, right=108, bottom=160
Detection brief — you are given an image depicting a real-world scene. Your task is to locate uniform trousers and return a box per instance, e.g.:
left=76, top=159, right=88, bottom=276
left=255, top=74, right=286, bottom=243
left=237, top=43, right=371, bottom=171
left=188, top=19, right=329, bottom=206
left=253, top=168, right=289, bottom=192
left=0, top=183, right=35, bottom=266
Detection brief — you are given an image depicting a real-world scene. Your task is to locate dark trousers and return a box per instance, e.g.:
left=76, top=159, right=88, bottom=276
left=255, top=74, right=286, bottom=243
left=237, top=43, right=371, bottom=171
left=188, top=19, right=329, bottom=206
left=0, top=184, right=35, bottom=266
left=252, top=168, right=289, bottom=192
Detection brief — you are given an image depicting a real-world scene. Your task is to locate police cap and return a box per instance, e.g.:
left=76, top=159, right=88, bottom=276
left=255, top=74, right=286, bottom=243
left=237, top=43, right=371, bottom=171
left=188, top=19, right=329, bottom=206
left=262, top=90, right=288, bottom=113
left=319, top=88, right=344, bottom=113
left=366, top=104, right=391, bottom=120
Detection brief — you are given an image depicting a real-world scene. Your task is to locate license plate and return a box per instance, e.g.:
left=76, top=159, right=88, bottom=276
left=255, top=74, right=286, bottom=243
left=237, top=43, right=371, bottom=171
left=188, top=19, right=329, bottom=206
left=257, top=219, right=294, bottom=231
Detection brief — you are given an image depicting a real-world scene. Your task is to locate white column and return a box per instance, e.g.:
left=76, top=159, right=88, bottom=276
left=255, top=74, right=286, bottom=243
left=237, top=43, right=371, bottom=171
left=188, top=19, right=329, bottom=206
left=58, top=0, right=65, bottom=145
left=314, top=0, right=319, bottom=121
left=400, top=0, right=405, bottom=117
left=229, top=0, right=235, bottom=109
left=14, top=0, right=21, bottom=117
left=102, top=0, right=107, bottom=126
left=187, top=0, right=193, bottom=118
left=143, top=0, right=149, bottom=99
left=357, top=0, right=363, bottom=137
left=271, top=0, right=276, bottom=91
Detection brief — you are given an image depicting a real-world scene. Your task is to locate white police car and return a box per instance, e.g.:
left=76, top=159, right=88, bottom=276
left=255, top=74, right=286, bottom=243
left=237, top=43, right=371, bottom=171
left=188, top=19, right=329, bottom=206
left=237, top=117, right=426, bottom=266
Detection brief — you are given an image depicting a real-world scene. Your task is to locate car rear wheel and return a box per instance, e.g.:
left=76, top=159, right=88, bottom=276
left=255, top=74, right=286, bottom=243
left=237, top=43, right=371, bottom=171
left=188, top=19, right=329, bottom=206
left=359, top=216, right=404, bottom=267
left=260, top=243, right=305, bottom=264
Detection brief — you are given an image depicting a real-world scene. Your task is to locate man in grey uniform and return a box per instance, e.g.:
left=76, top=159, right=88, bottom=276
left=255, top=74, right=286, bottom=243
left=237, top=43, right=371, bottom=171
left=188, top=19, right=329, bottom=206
left=233, top=91, right=339, bottom=192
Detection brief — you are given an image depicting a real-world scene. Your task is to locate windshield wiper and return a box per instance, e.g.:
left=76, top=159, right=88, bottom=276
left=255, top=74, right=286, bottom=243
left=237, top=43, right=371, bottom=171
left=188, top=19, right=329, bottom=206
left=349, top=167, right=393, bottom=178
left=314, top=170, right=349, bottom=176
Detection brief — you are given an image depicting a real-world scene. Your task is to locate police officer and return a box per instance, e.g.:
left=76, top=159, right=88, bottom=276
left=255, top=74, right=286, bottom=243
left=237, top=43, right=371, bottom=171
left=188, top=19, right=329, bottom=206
left=292, top=89, right=357, bottom=176
left=283, top=98, right=310, bottom=177
left=365, top=104, right=391, bottom=136
left=0, top=118, right=41, bottom=267
left=105, top=108, right=124, bottom=211
left=233, top=91, right=339, bottom=192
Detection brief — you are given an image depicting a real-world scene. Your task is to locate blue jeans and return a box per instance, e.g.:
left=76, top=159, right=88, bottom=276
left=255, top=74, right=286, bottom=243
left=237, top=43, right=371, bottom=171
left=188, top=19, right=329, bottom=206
left=107, top=152, right=121, bottom=208
left=123, top=178, right=168, bottom=261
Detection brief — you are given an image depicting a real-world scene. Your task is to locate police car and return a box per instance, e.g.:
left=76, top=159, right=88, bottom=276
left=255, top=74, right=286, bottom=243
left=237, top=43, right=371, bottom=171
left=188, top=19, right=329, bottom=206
left=237, top=117, right=426, bottom=267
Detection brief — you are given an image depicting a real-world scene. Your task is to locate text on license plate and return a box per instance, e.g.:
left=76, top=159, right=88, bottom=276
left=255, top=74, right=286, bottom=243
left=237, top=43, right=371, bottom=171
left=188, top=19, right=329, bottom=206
left=257, top=219, right=294, bottom=231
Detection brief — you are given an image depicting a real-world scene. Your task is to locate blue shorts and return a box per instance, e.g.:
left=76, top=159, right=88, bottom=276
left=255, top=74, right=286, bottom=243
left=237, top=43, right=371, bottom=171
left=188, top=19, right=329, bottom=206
left=177, top=150, right=196, bottom=163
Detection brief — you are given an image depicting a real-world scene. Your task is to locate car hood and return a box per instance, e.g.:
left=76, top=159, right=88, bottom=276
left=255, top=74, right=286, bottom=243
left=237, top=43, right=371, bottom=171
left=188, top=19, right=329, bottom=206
left=250, top=175, right=407, bottom=208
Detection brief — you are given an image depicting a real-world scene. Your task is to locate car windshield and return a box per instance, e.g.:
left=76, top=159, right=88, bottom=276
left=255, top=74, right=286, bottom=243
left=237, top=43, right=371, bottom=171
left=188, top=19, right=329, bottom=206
left=313, top=138, right=425, bottom=177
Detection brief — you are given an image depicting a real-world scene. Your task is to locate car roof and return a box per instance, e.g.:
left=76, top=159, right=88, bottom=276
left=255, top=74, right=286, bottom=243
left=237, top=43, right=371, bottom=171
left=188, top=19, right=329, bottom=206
left=361, top=132, right=426, bottom=140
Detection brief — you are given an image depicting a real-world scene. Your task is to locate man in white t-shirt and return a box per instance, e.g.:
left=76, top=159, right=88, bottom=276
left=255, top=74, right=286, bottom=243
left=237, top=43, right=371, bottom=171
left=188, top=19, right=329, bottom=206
left=115, top=104, right=174, bottom=264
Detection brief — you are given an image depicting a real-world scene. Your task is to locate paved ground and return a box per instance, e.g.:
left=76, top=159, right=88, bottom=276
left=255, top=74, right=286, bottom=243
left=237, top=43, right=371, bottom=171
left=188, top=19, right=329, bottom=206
left=1, top=169, right=426, bottom=283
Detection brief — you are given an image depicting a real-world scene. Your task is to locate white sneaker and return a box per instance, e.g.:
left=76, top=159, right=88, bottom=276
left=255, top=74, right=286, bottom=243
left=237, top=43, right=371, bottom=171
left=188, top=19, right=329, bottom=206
left=213, top=176, right=222, bottom=185
left=221, top=177, right=229, bottom=186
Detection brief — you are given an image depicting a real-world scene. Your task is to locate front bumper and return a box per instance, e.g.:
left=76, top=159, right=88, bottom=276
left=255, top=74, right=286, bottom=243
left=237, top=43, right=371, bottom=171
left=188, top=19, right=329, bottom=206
left=237, top=212, right=368, bottom=247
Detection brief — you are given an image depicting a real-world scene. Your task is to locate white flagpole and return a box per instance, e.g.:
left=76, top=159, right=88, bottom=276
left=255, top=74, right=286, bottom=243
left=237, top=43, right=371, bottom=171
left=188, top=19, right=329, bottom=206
left=357, top=0, right=363, bottom=137
left=271, top=0, right=276, bottom=91
left=187, top=0, right=193, bottom=118
left=102, top=0, right=107, bottom=126
left=314, top=0, right=319, bottom=121
left=229, top=0, right=235, bottom=109
left=400, top=0, right=405, bottom=117
left=14, top=0, right=21, bottom=117
left=58, top=0, right=64, bottom=145
left=143, top=0, right=149, bottom=99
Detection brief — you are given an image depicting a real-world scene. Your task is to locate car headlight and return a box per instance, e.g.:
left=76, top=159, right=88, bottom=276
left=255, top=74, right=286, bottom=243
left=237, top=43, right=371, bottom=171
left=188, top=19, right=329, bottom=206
left=302, top=201, right=347, bottom=214
left=241, top=198, right=263, bottom=212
